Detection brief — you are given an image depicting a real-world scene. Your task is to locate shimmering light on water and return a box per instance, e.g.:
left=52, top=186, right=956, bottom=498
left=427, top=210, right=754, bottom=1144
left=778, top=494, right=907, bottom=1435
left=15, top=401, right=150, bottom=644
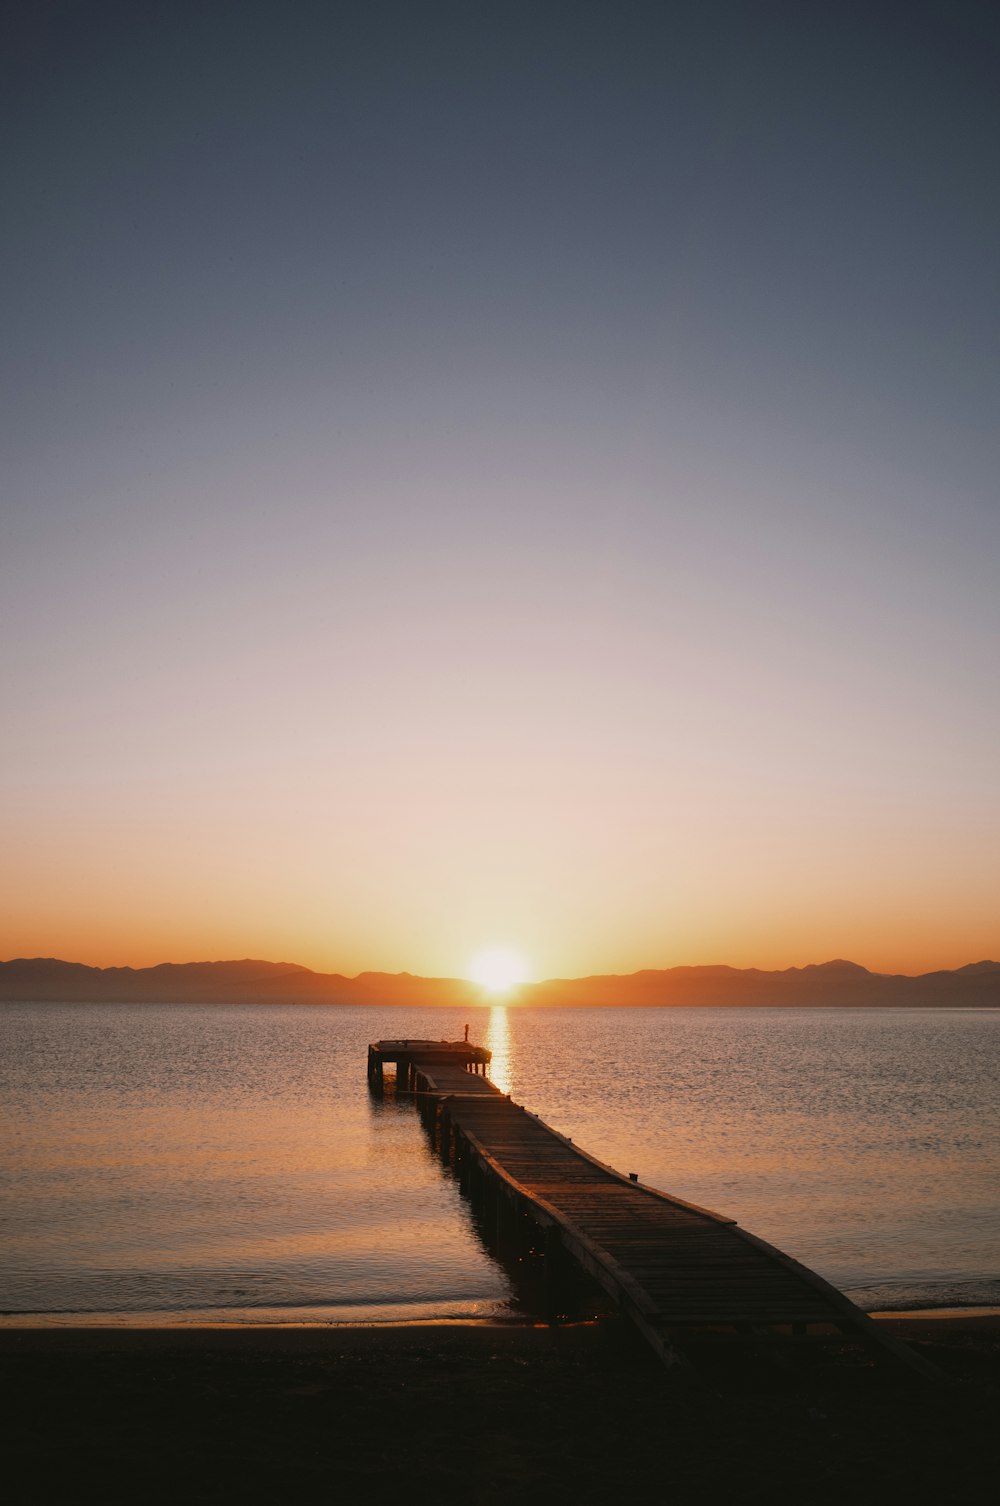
left=0, top=1003, right=513, bottom=1323
left=1, top=1002, right=997, bottom=1320
left=484, top=1006, right=512, bottom=1096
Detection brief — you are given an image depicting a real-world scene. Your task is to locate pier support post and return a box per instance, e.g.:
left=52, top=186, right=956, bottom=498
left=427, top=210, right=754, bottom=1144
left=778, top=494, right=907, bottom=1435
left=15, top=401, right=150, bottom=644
left=544, top=1225, right=571, bottom=1324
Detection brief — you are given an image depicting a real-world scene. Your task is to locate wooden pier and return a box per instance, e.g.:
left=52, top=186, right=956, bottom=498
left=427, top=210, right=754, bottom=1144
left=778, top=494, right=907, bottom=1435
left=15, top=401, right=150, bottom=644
left=367, top=1038, right=938, bottom=1377
left=367, top=1039, right=491, bottom=1092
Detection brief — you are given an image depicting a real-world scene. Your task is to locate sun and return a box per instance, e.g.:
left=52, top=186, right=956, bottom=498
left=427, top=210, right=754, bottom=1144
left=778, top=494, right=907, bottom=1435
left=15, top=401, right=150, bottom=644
left=468, top=946, right=531, bottom=996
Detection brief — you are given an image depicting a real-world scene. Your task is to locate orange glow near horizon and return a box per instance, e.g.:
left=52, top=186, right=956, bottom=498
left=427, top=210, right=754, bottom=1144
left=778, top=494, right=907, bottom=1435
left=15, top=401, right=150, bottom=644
left=2, top=503, right=998, bottom=983
left=1, top=845, right=998, bottom=983
left=467, top=946, right=532, bottom=995
left=2, top=813, right=996, bottom=980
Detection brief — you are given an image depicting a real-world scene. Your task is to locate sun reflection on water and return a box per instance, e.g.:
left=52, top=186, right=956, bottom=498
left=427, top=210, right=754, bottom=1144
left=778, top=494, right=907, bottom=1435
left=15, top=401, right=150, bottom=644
left=484, top=1006, right=511, bottom=1096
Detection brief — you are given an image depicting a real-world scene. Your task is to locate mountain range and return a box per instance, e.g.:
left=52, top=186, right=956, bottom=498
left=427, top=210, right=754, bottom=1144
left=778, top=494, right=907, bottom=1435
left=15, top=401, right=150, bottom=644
left=2, top=956, right=999, bottom=1007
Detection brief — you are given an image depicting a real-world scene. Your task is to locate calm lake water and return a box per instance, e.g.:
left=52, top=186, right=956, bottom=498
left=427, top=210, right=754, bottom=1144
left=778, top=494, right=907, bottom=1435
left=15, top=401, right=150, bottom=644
left=1, top=1003, right=997, bottom=1323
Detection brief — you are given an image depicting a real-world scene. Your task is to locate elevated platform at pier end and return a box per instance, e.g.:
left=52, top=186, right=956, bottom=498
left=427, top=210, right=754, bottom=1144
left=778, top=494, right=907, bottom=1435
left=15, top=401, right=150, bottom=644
left=367, top=1039, right=491, bottom=1091
left=367, top=1038, right=938, bottom=1377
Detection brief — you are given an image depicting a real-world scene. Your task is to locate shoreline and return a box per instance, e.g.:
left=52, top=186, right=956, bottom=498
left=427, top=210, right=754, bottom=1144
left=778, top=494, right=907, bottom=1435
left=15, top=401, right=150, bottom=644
left=4, top=1311, right=997, bottom=1503
left=3, top=1304, right=999, bottom=1333
left=3, top=1309, right=999, bottom=1354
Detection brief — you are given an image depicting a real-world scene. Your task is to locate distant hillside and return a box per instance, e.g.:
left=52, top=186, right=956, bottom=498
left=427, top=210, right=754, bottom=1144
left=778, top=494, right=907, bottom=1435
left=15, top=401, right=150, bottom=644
left=522, top=959, right=1000, bottom=1007
left=2, top=956, right=999, bottom=1007
left=0, top=957, right=479, bottom=1006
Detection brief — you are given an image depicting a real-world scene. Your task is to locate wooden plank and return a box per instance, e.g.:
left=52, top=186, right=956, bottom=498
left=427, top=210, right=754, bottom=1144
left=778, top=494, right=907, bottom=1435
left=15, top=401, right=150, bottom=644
left=375, top=1039, right=941, bottom=1380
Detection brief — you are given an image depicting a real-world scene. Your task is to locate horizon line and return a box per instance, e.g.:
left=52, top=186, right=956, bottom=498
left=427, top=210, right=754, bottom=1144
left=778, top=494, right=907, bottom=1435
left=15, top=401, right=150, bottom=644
left=4, top=953, right=999, bottom=985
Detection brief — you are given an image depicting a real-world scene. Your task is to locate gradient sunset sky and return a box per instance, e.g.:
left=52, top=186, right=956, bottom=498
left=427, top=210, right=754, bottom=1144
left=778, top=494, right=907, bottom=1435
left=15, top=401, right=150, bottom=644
left=3, top=1, right=998, bottom=979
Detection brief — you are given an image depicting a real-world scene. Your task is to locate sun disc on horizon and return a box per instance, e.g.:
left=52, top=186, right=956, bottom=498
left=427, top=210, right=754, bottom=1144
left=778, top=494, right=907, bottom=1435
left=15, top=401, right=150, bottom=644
left=468, top=946, right=530, bottom=995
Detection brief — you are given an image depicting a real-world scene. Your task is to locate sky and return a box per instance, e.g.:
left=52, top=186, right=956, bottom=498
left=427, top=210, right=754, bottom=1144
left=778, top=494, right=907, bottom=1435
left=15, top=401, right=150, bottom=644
left=2, top=0, right=998, bottom=979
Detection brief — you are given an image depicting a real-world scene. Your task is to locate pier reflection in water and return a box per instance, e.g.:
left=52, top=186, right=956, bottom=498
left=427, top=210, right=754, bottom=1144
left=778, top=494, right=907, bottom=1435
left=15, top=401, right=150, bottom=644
left=373, top=1035, right=941, bottom=1374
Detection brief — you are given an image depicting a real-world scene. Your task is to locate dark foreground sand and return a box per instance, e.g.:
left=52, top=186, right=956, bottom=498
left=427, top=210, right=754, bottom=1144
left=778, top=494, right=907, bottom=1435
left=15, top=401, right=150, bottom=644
left=3, top=1316, right=998, bottom=1505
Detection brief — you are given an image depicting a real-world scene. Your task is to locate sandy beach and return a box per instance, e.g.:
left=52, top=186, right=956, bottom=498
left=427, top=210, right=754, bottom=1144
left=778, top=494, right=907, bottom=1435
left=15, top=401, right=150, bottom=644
left=3, top=1314, right=998, bottom=1505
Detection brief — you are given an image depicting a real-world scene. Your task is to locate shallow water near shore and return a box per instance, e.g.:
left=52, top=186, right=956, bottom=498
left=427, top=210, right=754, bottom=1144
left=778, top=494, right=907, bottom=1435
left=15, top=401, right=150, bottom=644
left=1, top=1002, right=997, bottom=1322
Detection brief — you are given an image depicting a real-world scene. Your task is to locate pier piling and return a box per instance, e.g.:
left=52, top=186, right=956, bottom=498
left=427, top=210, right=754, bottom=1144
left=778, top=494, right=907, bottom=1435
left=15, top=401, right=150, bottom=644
left=366, top=1037, right=940, bottom=1378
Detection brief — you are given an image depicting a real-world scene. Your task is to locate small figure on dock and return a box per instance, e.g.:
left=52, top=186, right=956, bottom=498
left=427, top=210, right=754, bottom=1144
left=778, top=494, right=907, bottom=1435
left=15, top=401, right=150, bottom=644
left=463, top=1023, right=469, bottom=1042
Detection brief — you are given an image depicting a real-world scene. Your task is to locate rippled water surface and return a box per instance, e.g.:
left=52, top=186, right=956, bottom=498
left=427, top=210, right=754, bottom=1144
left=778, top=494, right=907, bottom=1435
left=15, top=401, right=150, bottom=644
left=1, top=1002, right=997, bottom=1321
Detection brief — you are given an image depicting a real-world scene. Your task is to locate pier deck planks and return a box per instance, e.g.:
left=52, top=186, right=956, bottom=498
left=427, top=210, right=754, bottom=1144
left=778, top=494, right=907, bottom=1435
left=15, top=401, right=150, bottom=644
left=367, top=1040, right=937, bottom=1375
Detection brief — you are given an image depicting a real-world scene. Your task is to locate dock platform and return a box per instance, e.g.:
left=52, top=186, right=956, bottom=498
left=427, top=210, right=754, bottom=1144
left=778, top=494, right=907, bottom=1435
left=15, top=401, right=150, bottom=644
left=367, top=1039, right=937, bottom=1376
left=367, top=1038, right=491, bottom=1090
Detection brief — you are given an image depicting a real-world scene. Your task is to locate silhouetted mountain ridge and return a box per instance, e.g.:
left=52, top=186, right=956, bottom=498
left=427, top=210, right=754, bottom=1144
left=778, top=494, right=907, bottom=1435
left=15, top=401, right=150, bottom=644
left=1, top=956, right=998, bottom=1006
